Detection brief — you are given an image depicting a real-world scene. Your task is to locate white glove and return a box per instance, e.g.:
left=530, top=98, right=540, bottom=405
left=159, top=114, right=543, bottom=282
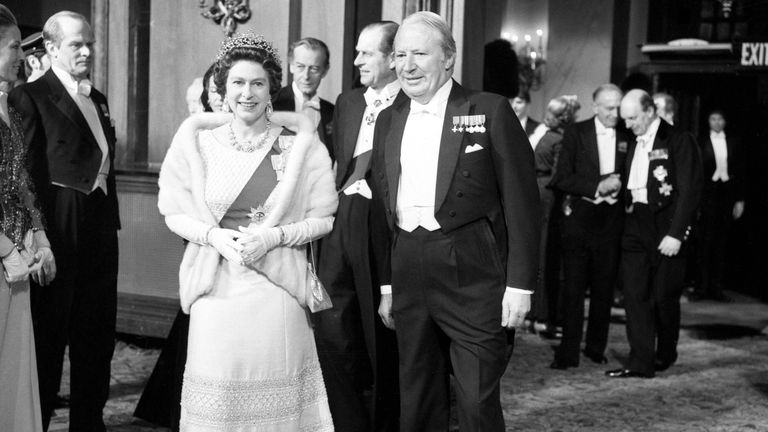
left=2, top=248, right=30, bottom=283
left=237, top=227, right=281, bottom=266
left=165, top=214, right=217, bottom=245
left=272, top=217, right=334, bottom=246
left=207, top=227, right=244, bottom=263
left=238, top=217, right=334, bottom=265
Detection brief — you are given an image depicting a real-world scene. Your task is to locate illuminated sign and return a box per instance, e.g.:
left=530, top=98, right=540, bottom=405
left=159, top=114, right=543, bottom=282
left=738, top=42, right=768, bottom=68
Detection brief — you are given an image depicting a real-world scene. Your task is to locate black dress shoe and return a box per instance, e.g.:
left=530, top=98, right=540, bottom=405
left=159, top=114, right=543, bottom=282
left=583, top=350, right=608, bottom=364
left=550, top=358, right=579, bottom=370
left=654, top=360, right=675, bottom=372
left=540, top=326, right=563, bottom=340
left=605, top=368, right=654, bottom=378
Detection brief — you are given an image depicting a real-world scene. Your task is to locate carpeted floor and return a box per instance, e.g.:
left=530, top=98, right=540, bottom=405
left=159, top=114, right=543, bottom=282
left=49, top=291, right=768, bottom=431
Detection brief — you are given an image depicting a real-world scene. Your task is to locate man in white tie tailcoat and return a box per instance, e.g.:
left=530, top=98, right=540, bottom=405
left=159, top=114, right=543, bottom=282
left=369, top=11, right=539, bottom=432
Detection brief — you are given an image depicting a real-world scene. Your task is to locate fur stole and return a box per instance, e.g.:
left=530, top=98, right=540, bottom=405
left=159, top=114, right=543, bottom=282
left=158, top=114, right=337, bottom=313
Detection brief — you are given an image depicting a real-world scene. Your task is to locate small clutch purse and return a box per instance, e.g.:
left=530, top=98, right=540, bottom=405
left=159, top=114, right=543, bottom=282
left=306, top=241, right=332, bottom=313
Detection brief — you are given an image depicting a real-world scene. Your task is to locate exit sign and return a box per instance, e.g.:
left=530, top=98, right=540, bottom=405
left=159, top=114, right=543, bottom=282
left=738, top=42, right=768, bottom=68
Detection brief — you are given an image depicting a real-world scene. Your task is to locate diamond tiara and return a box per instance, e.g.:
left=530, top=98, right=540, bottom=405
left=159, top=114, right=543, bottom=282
left=215, top=31, right=280, bottom=64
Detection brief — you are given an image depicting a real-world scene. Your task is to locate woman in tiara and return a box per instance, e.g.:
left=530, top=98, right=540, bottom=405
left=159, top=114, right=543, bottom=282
left=158, top=32, right=336, bottom=431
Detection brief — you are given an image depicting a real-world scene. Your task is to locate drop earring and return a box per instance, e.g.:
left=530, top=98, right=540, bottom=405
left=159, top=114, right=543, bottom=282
left=266, top=100, right=273, bottom=120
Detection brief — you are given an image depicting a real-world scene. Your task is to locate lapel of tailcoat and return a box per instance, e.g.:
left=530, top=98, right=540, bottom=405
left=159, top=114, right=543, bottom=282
left=434, top=81, right=470, bottom=210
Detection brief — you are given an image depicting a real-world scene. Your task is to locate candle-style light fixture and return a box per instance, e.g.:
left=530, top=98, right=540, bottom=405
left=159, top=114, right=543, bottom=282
left=505, top=28, right=546, bottom=92
left=199, top=0, right=251, bottom=36
left=718, top=0, right=734, bottom=18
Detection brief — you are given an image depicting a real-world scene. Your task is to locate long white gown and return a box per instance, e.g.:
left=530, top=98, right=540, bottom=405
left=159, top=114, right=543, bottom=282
left=179, top=130, right=334, bottom=431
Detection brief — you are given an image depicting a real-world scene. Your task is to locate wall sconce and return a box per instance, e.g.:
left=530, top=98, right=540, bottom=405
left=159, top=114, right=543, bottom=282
left=506, top=28, right=546, bottom=92
left=718, top=0, right=734, bottom=18
left=199, top=0, right=251, bottom=36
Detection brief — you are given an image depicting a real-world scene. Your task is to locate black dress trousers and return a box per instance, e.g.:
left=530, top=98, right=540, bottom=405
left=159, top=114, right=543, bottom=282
left=391, top=223, right=507, bottom=432
left=621, top=204, right=687, bottom=374
left=31, top=187, right=118, bottom=432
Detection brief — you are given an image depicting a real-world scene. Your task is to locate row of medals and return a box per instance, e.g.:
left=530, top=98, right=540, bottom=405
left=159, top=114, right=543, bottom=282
left=452, top=115, right=486, bottom=133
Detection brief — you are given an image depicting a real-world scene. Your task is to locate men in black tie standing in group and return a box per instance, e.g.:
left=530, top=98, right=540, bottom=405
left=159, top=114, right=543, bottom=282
left=10, top=11, right=120, bottom=431
left=272, top=37, right=335, bottom=160
left=549, top=84, right=630, bottom=369
left=695, top=109, right=746, bottom=301
left=606, top=89, right=701, bottom=379
left=370, top=12, right=539, bottom=432
left=314, top=21, right=401, bottom=432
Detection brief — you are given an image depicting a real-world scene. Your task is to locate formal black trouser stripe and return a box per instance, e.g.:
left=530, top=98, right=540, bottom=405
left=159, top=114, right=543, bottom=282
left=621, top=203, right=686, bottom=374
left=392, top=224, right=506, bottom=432
left=31, top=187, right=118, bottom=432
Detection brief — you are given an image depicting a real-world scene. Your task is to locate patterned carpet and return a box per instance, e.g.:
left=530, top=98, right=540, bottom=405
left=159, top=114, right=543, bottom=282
left=50, top=291, right=768, bottom=431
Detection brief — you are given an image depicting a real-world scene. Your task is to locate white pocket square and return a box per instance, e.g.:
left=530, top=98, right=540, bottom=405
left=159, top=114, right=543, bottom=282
left=465, top=143, right=484, bottom=153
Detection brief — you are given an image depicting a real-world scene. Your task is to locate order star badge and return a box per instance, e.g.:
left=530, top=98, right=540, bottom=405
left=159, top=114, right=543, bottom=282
left=247, top=205, right=267, bottom=223
left=653, top=165, right=668, bottom=182
left=659, top=182, right=673, bottom=196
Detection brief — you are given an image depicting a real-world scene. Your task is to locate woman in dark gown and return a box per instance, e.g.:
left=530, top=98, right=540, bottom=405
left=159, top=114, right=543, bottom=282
left=0, top=5, right=56, bottom=430
left=527, top=95, right=581, bottom=336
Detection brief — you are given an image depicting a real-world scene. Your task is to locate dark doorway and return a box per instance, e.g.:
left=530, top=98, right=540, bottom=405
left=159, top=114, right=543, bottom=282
left=655, top=72, right=768, bottom=301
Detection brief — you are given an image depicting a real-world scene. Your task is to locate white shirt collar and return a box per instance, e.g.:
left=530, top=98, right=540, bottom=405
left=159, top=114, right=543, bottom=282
left=52, top=65, right=81, bottom=94
left=710, top=129, right=726, bottom=139
left=292, top=81, right=319, bottom=103
left=409, top=79, right=453, bottom=114
left=595, top=116, right=615, bottom=134
left=364, top=80, right=401, bottom=107
left=638, top=117, right=661, bottom=146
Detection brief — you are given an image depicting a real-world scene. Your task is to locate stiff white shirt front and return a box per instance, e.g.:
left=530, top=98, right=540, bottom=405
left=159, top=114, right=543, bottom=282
left=396, top=80, right=452, bottom=232
left=51, top=65, right=110, bottom=195
left=627, top=117, right=662, bottom=204
left=595, top=117, right=616, bottom=176
left=342, top=81, right=402, bottom=200
left=386, top=79, right=530, bottom=295
left=710, top=130, right=729, bottom=182
left=292, top=81, right=321, bottom=129
left=582, top=117, right=620, bottom=204
left=354, top=80, right=401, bottom=157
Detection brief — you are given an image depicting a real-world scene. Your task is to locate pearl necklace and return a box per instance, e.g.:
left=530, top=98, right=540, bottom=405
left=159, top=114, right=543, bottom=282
left=228, top=121, right=272, bottom=153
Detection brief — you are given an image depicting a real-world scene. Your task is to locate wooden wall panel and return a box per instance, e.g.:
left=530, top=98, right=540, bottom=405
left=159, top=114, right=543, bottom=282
left=107, top=1, right=129, bottom=168
left=146, top=0, right=291, bottom=164
left=301, top=0, right=346, bottom=101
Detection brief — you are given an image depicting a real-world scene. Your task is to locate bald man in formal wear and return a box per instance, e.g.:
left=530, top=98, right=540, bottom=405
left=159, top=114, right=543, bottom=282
left=606, top=90, right=701, bottom=379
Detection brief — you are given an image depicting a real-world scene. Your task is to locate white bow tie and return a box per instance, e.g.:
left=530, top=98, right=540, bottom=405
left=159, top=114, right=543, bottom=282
left=410, top=107, right=441, bottom=117
left=303, top=99, right=320, bottom=111
left=77, top=79, right=92, bottom=97
left=637, top=135, right=654, bottom=148
left=597, top=128, right=615, bottom=136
